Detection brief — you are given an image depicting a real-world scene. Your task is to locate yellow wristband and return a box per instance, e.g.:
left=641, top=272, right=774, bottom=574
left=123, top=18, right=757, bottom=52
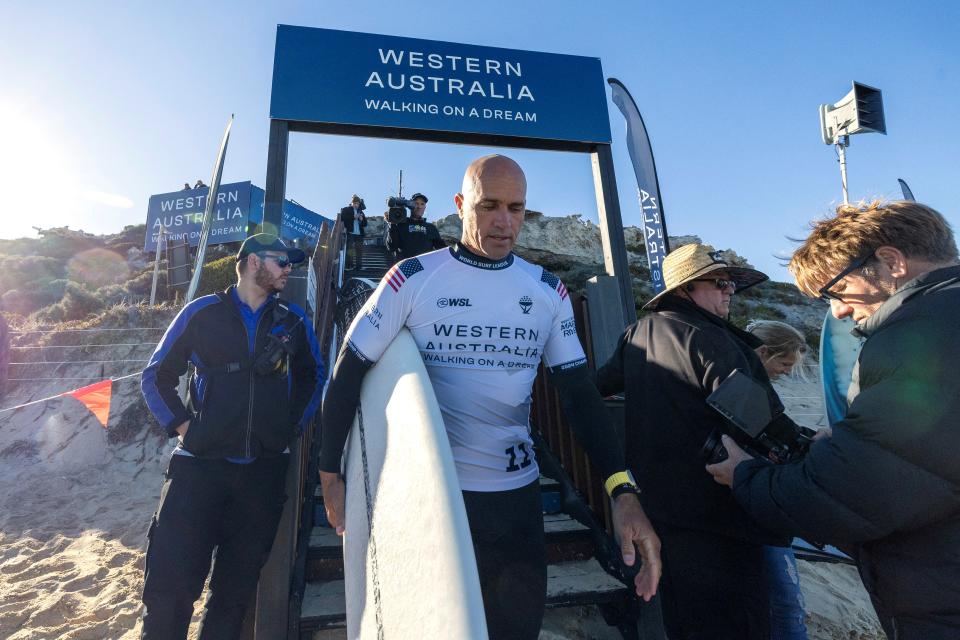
left=604, top=471, right=635, bottom=497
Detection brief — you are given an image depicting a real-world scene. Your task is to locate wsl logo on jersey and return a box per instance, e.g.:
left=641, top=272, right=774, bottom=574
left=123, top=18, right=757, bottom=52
left=519, top=296, right=533, bottom=314
left=437, top=297, right=473, bottom=308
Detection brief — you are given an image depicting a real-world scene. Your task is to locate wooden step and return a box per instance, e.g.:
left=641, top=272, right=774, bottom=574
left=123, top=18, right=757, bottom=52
left=306, top=513, right=594, bottom=582
left=299, top=558, right=630, bottom=634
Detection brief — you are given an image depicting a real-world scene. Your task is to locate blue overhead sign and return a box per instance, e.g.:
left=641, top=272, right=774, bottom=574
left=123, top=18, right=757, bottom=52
left=270, top=26, right=612, bottom=144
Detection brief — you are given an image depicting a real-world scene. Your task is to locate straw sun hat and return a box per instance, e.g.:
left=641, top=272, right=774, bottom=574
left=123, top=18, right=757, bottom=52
left=643, top=243, right=768, bottom=310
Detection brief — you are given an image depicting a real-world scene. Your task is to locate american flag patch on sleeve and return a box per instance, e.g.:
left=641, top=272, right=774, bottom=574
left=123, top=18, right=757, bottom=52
left=540, top=270, right=568, bottom=300
left=385, top=258, right=424, bottom=292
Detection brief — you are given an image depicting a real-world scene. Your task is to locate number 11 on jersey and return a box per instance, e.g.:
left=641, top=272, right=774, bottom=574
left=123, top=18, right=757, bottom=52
left=505, top=443, right=532, bottom=472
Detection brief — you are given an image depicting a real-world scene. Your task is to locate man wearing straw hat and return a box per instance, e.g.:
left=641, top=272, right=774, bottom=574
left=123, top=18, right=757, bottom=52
left=596, top=242, right=790, bottom=639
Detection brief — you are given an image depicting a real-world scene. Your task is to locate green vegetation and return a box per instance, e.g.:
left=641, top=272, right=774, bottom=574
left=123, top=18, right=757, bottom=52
left=196, top=256, right=237, bottom=297
left=0, top=226, right=236, bottom=329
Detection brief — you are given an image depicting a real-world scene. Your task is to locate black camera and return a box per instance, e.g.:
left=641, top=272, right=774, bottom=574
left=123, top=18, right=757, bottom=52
left=386, top=196, right=413, bottom=224
left=253, top=330, right=294, bottom=376
left=252, top=306, right=303, bottom=376
left=701, top=370, right=816, bottom=464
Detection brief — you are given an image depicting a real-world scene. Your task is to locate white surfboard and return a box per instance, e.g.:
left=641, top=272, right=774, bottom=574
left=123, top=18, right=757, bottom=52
left=343, top=328, right=488, bottom=639
left=819, top=310, right=864, bottom=427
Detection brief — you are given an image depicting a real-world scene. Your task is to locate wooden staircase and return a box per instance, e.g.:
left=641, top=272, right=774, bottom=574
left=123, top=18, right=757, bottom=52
left=297, top=481, right=645, bottom=639
left=345, top=240, right=394, bottom=281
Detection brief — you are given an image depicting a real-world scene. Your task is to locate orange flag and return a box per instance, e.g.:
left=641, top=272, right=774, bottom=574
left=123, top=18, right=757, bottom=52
left=67, top=379, right=113, bottom=428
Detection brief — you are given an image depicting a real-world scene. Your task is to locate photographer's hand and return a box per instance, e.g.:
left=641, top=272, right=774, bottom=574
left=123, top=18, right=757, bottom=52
left=705, top=435, right=753, bottom=487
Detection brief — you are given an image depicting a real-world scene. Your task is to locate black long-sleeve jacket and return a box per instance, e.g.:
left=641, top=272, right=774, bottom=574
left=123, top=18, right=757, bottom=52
left=733, top=265, right=960, bottom=639
left=340, top=206, right=367, bottom=237
left=596, top=296, right=790, bottom=545
left=387, top=218, right=446, bottom=261
left=141, top=287, right=324, bottom=459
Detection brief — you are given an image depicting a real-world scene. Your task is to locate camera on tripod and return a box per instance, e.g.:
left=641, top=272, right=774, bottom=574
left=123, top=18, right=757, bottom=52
left=386, top=196, right=413, bottom=224
left=701, top=370, right=816, bottom=464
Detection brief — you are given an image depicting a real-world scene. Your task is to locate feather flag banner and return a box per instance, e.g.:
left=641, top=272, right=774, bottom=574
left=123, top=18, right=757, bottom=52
left=608, top=78, right=671, bottom=294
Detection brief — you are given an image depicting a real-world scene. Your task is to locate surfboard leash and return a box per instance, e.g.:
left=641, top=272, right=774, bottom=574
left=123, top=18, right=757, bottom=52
left=356, top=404, right=386, bottom=639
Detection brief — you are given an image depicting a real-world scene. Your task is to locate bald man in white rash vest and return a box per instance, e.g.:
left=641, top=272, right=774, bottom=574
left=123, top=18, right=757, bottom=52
left=319, top=154, right=662, bottom=639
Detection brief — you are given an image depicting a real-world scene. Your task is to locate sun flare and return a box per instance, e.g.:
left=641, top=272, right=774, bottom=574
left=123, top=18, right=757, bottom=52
left=0, top=100, right=82, bottom=238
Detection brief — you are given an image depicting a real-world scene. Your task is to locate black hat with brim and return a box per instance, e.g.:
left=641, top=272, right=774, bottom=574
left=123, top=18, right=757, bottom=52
left=411, top=192, right=428, bottom=203
left=237, top=233, right=306, bottom=264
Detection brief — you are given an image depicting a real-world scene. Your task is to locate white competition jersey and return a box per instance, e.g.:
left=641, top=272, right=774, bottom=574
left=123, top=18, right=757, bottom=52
left=344, top=245, right=587, bottom=491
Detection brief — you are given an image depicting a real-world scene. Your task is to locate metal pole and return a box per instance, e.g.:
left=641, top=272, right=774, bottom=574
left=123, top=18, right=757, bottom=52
left=590, top=143, right=637, bottom=324
left=149, top=226, right=165, bottom=306
left=264, top=120, right=290, bottom=235
left=836, top=136, right=850, bottom=205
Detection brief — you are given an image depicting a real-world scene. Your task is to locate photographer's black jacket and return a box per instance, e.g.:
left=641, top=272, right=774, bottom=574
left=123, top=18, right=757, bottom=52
left=387, top=218, right=445, bottom=261
left=340, top=206, right=367, bottom=236
left=596, top=296, right=791, bottom=545
left=141, top=286, right=324, bottom=459
left=734, top=265, right=960, bottom=639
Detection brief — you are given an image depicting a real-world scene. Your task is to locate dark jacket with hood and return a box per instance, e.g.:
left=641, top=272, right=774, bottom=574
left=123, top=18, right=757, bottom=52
left=141, top=286, right=324, bottom=459
left=596, top=295, right=791, bottom=546
left=733, top=265, right=960, bottom=639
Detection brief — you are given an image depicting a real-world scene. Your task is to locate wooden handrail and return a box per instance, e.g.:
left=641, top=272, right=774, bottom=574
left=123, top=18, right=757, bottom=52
left=245, top=219, right=345, bottom=639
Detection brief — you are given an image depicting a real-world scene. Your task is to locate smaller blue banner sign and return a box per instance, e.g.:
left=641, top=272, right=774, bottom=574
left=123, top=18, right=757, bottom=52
left=247, top=187, right=332, bottom=248
left=145, top=182, right=251, bottom=252
left=145, top=182, right=331, bottom=253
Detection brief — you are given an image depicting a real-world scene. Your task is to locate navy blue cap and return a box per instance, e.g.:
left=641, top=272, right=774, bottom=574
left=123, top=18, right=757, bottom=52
left=411, top=192, right=428, bottom=203
left=237, top=233, right=306, bottom=264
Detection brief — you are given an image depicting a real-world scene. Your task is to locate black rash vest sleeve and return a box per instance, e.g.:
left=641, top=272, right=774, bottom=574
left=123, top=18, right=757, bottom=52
left=546, top=363, right=625, bottom=480
left=318, top=344, right=374, bottom=473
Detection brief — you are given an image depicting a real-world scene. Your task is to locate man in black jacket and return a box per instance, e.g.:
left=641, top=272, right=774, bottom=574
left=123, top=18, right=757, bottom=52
left=597, top=242, right=793, bottom=640
left=708, top=200, right=960, bottom=639
left=340, top=194, right=367, bottom=269
left=387, top=192, right=446, bottom=262
left=139, top=233, right=325, bottom=640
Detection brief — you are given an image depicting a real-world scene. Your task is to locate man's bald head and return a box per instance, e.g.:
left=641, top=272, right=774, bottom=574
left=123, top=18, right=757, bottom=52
left=461, top=155, right=527, bottom=200
left=455, top=155, right=527, bottom=260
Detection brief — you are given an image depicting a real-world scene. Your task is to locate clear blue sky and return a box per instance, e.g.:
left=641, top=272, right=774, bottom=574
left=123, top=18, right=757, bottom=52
left=2, top=1, right=956, bottom=282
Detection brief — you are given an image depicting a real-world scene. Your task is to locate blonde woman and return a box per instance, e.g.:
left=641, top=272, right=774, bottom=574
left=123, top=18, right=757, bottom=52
left=746, top=319, right=808, bottom=640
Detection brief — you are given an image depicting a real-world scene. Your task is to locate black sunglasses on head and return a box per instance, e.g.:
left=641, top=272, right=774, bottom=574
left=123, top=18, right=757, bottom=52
left=257, top=253, right=292, bottom=269
left=818, top=250, right=874, bottom=302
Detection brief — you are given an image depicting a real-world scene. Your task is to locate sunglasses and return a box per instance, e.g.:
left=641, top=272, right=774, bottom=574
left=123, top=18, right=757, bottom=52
left=692, top=278, right=737, bottom=291
left=258, top=253, right=292, bottom=269
left=818, top=250, right=874, bottom=302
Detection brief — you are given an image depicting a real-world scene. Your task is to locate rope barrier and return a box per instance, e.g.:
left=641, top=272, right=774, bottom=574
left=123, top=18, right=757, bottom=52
left=9, top=359, right=150, bottom=365
left=10, top=327, right=166, bottom=334
left=11, top=343, right=159, bottom=349
left=7, top=376, right=141, bottom=381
